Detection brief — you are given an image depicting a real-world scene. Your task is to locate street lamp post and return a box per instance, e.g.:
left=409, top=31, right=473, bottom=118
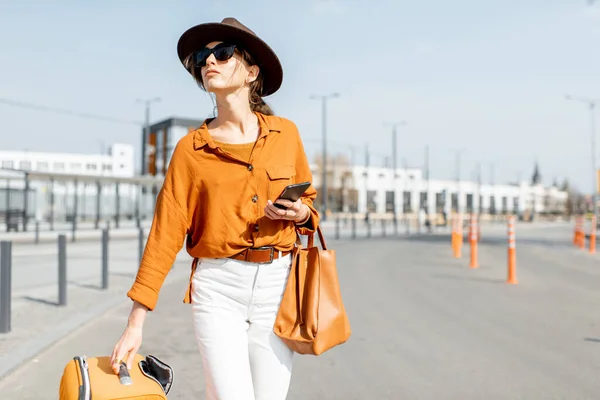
left=137, top=97, right=161, bottom=176
left=136, top=97, right=160, bottom=228
left=311, top=93, right=339, bottom=221
left=455, top=148, right=465, bottom=214
left=566, top=94, right=599, bottom=225
left=384, top=121, right=407, bottom=234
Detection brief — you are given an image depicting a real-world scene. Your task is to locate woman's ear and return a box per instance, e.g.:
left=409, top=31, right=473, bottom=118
left=246, top=65, right=260, bottom=84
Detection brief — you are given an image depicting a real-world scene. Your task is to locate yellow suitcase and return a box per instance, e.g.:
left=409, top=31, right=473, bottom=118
left=59, top=353, right=173, bottom=400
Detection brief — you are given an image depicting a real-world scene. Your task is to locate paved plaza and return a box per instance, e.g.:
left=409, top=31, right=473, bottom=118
left=1, top=221, right=600, bottom=398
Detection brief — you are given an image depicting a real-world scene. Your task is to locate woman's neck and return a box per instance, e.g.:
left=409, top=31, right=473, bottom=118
left=211, top=91, right=257, bottom=136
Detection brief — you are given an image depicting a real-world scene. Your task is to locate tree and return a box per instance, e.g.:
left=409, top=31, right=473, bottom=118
left=313, top=152, right=352, bottom=212
left=562, top=179, right=587, bottom=215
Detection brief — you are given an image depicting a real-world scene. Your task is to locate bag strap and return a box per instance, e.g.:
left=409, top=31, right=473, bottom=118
left=306, top=226, right=327, bottom=250
left=294, top=249, right=305, bottom=325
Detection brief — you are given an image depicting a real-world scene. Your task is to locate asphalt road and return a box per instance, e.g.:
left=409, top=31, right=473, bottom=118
left=2, top=223, right=600, bottom=399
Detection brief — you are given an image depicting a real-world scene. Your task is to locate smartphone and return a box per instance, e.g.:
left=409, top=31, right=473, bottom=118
left=274, top=181, right=311, bottom=209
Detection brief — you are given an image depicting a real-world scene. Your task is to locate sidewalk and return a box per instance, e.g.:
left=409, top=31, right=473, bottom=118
left=0, top=234, right=193, bottom=380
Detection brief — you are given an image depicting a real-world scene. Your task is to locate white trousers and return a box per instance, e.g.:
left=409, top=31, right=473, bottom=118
left=191, top=253, right=294, bottom=400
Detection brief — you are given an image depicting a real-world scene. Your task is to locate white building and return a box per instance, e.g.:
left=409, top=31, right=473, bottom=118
left=0, top=143, right=135, bottom=177
left=310, top=164, right=568, bottom=217
left=0, top=144, right=142, bottom=226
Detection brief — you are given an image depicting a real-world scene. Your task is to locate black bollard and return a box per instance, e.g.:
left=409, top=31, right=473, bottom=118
left=102, top=229, right=109, bottom=289
left=58, top=235, right=67, bottom=306
left=0, top=241, right=12, bottom=333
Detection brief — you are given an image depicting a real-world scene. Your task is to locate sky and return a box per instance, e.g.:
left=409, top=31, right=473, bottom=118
left=1, top=0, right=599, bottom=192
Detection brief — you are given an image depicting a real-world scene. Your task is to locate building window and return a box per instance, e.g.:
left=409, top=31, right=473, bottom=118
left=367, top=190, right=377, bottom=213
left=119, top=164, right=125, bottom=170
left=19, top=161, right=31, bottom=170
left=86, top=163, right=97, bottom=171
left=71, top=163, right=82, bottom=171
left=37, top=162, right=49, bottom=171
left=451, top=193, right=458, bottom=212
left=54, top=162, right=65, bottom=171
left=385, top=191, right=395, bottom=212
left=466, top=194, right=474, bottom=213
left=103, top=164, right=112, bottom=171
left=436, top=191, right=446, bottom=212
left=1, top=160, right=14, bottom=169
left=419, top=192, right=428, bottom=210
left=403, top=191, right=412, bottom=213
left=490, top=196, right=497, bottom=215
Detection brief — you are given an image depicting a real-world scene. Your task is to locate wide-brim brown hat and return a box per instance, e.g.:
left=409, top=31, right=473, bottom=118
left=177, top=17, right=283, bottom=97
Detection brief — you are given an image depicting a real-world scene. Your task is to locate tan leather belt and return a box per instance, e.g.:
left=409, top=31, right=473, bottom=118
left=228, top=247, right=292, bottom=264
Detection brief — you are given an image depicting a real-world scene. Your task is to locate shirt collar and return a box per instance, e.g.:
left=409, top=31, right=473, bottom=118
left=193, top=112, right=281, bottom=150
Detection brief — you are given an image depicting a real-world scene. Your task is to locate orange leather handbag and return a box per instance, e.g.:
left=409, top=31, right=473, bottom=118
left=274, top=226, right=351, bottom=355
left=59, top=353, right=173, bottom=400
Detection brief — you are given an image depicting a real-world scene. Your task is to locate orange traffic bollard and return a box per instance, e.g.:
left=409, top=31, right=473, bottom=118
left=579, top=216, right=586, bottom=249
left=590, top=216, right=596, bottom=254
left=574, top=216, right=579, bottom=248
left=469, top=213, right=478, bottom=268
left=574, top=216, right=584, bottom=248
left=451, top=214, right=457, bottom=252
left=507, top=215, right=518, bottom=284
left=454, top=214, right=463, bottom=258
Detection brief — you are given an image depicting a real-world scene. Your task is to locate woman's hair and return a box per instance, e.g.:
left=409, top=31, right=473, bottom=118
left=184, top=46, right=274, bottom=116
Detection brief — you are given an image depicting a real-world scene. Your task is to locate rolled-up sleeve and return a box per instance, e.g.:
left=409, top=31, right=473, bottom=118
left=127, top=139, right=199, bottom=311
left=292, top=126, right=320, bottom=235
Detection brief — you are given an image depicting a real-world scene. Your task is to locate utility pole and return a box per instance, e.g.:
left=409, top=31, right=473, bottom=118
left=477, top=162, right=482, bottom=215
left=311, top=93, right=340, bottom=221
left=384, top=121, right=406, bottom=233
left=566, top=94, right=599, bottom=226
left=403, top=157, right=409, bottom=234
left=490, top=162, right=496, bottom=215
left=425, top=145, right=430, bottom=216
left=455, top=149, right=465, bottom=213
left=137, top=97, right=161, bottom=176
left=364, top=143, right=370, bottom=209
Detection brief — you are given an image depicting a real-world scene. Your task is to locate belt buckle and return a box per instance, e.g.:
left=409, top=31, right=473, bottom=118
left=254, top=246, right=274, bottom=264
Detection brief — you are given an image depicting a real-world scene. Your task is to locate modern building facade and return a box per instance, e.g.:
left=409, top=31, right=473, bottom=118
left=0, top=143, right=135, bottom=178
left=309, top=164, right=568, bottom=218
left=141, top=117, right=204, bottom=176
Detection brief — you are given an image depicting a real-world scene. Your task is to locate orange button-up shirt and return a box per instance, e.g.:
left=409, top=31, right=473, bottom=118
left=127, top=112, right=320, bottom=311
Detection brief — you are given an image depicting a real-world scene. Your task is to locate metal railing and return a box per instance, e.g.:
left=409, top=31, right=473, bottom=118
left=0, top=169, right=163, bottom=233
left=0, top=226, right=147, bottom=334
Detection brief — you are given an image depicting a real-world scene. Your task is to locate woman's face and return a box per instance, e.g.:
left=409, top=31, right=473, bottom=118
left=199, top=41, right=258, bottom=94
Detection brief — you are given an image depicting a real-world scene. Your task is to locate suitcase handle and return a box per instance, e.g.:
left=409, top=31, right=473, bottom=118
left=118, top=362, right=132, bottom=385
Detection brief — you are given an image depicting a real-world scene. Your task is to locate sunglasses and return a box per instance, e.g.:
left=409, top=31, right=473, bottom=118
left=193, top=43, right=237, bottom=68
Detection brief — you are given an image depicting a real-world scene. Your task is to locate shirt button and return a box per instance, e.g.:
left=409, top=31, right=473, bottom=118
left=248, top=164, right=254, bottom=171
left=252, top=195, right=258, bottom=203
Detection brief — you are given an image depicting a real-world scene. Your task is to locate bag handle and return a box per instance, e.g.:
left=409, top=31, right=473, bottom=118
left=294, top=248, right=305, bottom=325
left=290, top=235, right=305, bottom=325
left=307, top=226, right=327, bottom=250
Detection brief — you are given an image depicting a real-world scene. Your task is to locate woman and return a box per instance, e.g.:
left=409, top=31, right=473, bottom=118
left=110, top=17, right=320, bottom=400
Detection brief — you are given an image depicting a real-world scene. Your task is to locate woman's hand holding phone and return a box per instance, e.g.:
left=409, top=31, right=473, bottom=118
left=264, top=198, right=309, bottom=223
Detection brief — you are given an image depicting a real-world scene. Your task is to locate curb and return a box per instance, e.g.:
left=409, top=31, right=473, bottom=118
left=0, top=295, right=126, bottom=380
